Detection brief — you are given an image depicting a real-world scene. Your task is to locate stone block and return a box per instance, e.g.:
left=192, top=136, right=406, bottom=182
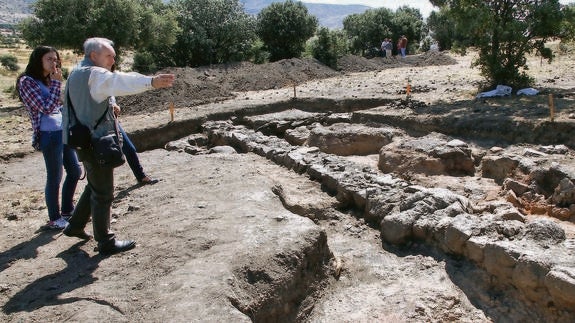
left=545, top=267, right=575, bottom=310
left=483, top=242, right=520, bottom=283
left=512, top=256, right=551, bottom=303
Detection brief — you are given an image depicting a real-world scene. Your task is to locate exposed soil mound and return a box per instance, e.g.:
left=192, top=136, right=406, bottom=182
left=118, top=58, right=341, bottom=115
left=208, top=58, right=341, bottom=92
left=118, top=52, right=457, bottom=116
left=337, top=51, right=458, bottom=73
left=117, top=66, right=234, bottom=115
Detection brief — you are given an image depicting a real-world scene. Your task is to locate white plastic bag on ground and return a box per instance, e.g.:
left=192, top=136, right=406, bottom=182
left=517, top=88, right=539, bottom=96
left=476, top=85, right=512, bottom=98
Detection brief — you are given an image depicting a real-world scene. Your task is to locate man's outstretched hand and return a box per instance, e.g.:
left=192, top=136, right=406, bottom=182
left=152, top=74, right=175, bottom=89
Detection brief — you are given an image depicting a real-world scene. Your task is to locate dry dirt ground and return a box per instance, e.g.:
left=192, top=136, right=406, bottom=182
left=1, top=48, right=575, bottom=322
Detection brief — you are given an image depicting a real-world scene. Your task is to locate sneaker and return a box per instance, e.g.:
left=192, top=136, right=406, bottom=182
left=46, top=217, right=68, bottom=230
left=61, top=213, right=72, bottom=221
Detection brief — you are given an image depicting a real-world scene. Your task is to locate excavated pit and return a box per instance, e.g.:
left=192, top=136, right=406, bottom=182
left=155, top=100, right=575, bottom=322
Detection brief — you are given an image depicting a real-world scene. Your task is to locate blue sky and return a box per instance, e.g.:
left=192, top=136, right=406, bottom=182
left=303, top=0, right=575, bottom=18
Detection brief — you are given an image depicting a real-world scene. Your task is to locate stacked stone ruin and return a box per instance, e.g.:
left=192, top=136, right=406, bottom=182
left=188, top=119, right=575, bottom=318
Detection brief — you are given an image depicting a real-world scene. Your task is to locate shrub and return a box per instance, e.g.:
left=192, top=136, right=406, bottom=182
left=0, top=54, right=18, bottom=71
left=132, top=51, right=157, bottom=74
left=247, top=39, right=269, bottom=64
left=309, top=28, right=348, bottom=69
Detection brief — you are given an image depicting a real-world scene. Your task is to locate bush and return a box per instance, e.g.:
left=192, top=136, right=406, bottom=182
left=247, top=39, right=269, bottom=64
left=0, top=54, right=18, bottom=71
left=309, top=28, right=349, bottom=69
left=257, top=0, right=318, bottom=61
left=132, top=51, right=157, bottom=74
left=310, top=28, right=337, bottom=68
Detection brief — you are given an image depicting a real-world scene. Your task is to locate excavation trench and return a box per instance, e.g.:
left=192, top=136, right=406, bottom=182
left=153, top=100, right=575, bottom=322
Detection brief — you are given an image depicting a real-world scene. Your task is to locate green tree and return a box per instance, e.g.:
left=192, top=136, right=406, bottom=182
left=246, top=39, right=269, bottom=64
left=18, top=0, right=178, bottom=60
left=133, top=0, right=180, bottom=50
left=426, top=9, right=455, bottom=51
left=257, top=0, right=318, bottom=61
left=169, top=0, right=257, bottom=67
left=20, top=0, right=138, bottom=53
left=343, top=7, right=423, bottom=56
left=343, top=8, right=394, bottom=56
left=132, top=51, right=157, bottom=73
left=429, top=0, right=564, bottom=88
left=560, top=4, right=575, bottom=41
left=309, top=27, right=348, bottom=69
left=131, top=0, right=181, bottom=70
left=391, top=6, right=424, bottom=54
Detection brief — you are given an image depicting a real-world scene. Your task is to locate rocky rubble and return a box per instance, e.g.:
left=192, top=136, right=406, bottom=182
left=163, top=115, right=575, bottom=320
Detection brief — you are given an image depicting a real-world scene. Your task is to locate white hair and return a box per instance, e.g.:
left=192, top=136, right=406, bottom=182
left=83, top=37, right=114, bottom=58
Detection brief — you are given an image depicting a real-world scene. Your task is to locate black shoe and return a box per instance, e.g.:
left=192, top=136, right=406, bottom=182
left=63, top=224, right=92, bottom=240
left=98, top=240, right=136, bottom=255
left=138, top=176, right=159, bottom=185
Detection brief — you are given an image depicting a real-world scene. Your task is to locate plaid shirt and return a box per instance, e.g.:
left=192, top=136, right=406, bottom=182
left=18, top=76, right=62, bottom=150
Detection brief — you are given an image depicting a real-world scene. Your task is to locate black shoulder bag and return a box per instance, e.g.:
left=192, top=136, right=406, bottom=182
left=67, top=93, right=125, bottom=168
left=90, top=114, right=125, bottom=168
left=67, top=92, right=94, bottom=150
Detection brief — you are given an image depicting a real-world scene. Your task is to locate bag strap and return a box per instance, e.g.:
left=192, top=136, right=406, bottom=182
left=66, top=91, right=108, bottom=130
left=66, top=90, right=79, bottom=123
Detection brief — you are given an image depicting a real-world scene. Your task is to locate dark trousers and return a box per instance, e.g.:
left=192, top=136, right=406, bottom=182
left=119, top=123, right=146, bottom=181
left=68, top=158, right=115, bottom=245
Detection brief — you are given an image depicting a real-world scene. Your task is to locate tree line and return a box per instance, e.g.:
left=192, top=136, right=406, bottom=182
left=12, top=0, right=575, bottom=88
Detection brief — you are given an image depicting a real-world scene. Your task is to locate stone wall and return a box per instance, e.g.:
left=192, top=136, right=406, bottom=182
left=198, top=120, right=575, bottom=320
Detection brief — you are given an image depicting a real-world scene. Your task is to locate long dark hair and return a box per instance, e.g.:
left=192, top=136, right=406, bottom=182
left=16, top=46, right=60, bottom=101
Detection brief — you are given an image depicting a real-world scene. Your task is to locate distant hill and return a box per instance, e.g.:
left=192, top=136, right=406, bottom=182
left=0, top=0, right=34, bottom=25
left=304, top=3, right=371, bottom=29
left=242, top=1, right=372, bottom=29
left=1, top=0, right=371, bottom=29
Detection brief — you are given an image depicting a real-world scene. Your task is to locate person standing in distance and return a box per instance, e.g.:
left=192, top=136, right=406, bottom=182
left=62, top=37, right=175, bottom=255
left=399, top=35, right=408, bottom=58
left=384, top=38, right=393, bottom=59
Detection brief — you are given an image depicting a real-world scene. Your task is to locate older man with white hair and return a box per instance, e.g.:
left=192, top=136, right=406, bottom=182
left=62, top=37, right=175, bottom=255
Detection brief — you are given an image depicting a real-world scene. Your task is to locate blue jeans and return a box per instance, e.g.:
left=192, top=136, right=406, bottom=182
left=40, top=130, right=81, bottom=221
left=119, top=124, right=146, bottom=181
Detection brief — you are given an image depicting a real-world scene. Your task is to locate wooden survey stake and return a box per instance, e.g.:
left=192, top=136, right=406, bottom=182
left=169, top=102, right=175, bottom=122
left=548, top=94, right=555, bottom=122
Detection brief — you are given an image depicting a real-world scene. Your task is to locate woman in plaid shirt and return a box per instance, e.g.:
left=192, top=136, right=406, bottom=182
left=16, top=46, right=81, bottom=230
